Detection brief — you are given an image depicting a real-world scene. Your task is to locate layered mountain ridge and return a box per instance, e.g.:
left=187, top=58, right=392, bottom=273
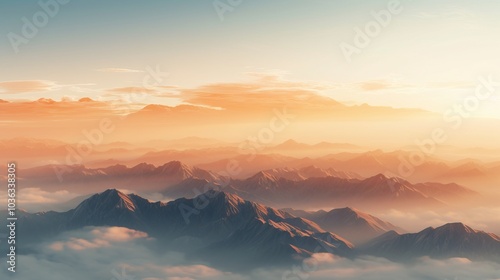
left=4, top=189, right=499, bottom=269
left=10, top=189, right=353, bottom=269
left=362, top=222, right=500, bottom=262
left=164, top=171, right=476, bottom=210
left=20, top=160, right=223, bottom=191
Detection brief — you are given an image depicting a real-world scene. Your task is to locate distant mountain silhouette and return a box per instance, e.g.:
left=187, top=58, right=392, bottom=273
left=361, top=223, right=500, bottom=262
left=283, top=207, right=404, bottom=245
left=228, top=173, right=447, bottom=210
left=163, top=172, right=477, bottom=210
left=253, top=166, right=363, bottom=181
left=20, top=161, right=223, bottom=191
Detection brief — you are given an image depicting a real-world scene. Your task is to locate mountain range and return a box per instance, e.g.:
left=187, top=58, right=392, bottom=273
left=10, top=189, right=353, bottom=269
left=6, top=137, right=500, bottom=191
left=17, top=159, right=478, bottom=211
left=164, top=172, right=477, bottom=210
left=362, top=223, right=500, bottom=262
left=249, top=166, right=363, bottom=181
left=19, top=161, right=223, bottom=191
left=195, top=148, right=500, bottom=187
left=5, top=189, right=500, bottom=270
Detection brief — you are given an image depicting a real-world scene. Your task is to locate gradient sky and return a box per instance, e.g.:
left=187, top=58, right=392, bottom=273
left=1, top=0, right=500, bottom=117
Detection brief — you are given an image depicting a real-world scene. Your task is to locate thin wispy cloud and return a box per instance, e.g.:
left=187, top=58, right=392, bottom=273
left=0, top=80, right=57, bottom=94
left=356, top=80, right=474, bottom=93
left=0, top=80, right=98, bottom=96
left=108, top=86, right=157, bottom=94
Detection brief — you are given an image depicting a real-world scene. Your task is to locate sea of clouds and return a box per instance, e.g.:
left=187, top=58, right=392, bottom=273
left=1, top=226, right=499, bottom=280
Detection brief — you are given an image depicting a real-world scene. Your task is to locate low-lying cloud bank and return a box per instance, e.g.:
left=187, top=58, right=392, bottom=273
left=284, top=254, right=500, bottom=280
left=1, top=226, right=499, bottom=280
left=0, top=188, right=83, bottom=212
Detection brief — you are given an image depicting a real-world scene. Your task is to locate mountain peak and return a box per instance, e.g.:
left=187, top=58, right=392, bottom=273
left=373, top=173, right=388, bottom=179
left=363, top=222, right=500, bottom=262
left=299, top=165, right=321, bottom=172
left=274, top=139, right=307, bottom=149
left=158, top=161, right=192, bottom=174
left=250, top=171, right=278, bottom=181
left=200, top=190, right=247, bottom=208
left=363, top=173, right=410, bottom=187
left=328, top=207, right=367, bottom=222
left=131, top=162, right=156, bottom=173
left=164, top=160, right=185, bottom=167
left=246, top=171, right=280, bottom=191
left=101, top=188, right=122, bottom=195
left=364, top=173, right=389, bottom=183
left=437, top=222, right=476, bottom=234
left=289, top=206, right=404, bottom=245
left=77, top=189, right=137, bottom=212
left=335, top=206, right=359, bottom=213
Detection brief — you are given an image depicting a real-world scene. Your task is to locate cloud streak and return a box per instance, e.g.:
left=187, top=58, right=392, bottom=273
left=48, top=227, right=148, bottom=251
left=0, top=80, right=57, bottom=94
